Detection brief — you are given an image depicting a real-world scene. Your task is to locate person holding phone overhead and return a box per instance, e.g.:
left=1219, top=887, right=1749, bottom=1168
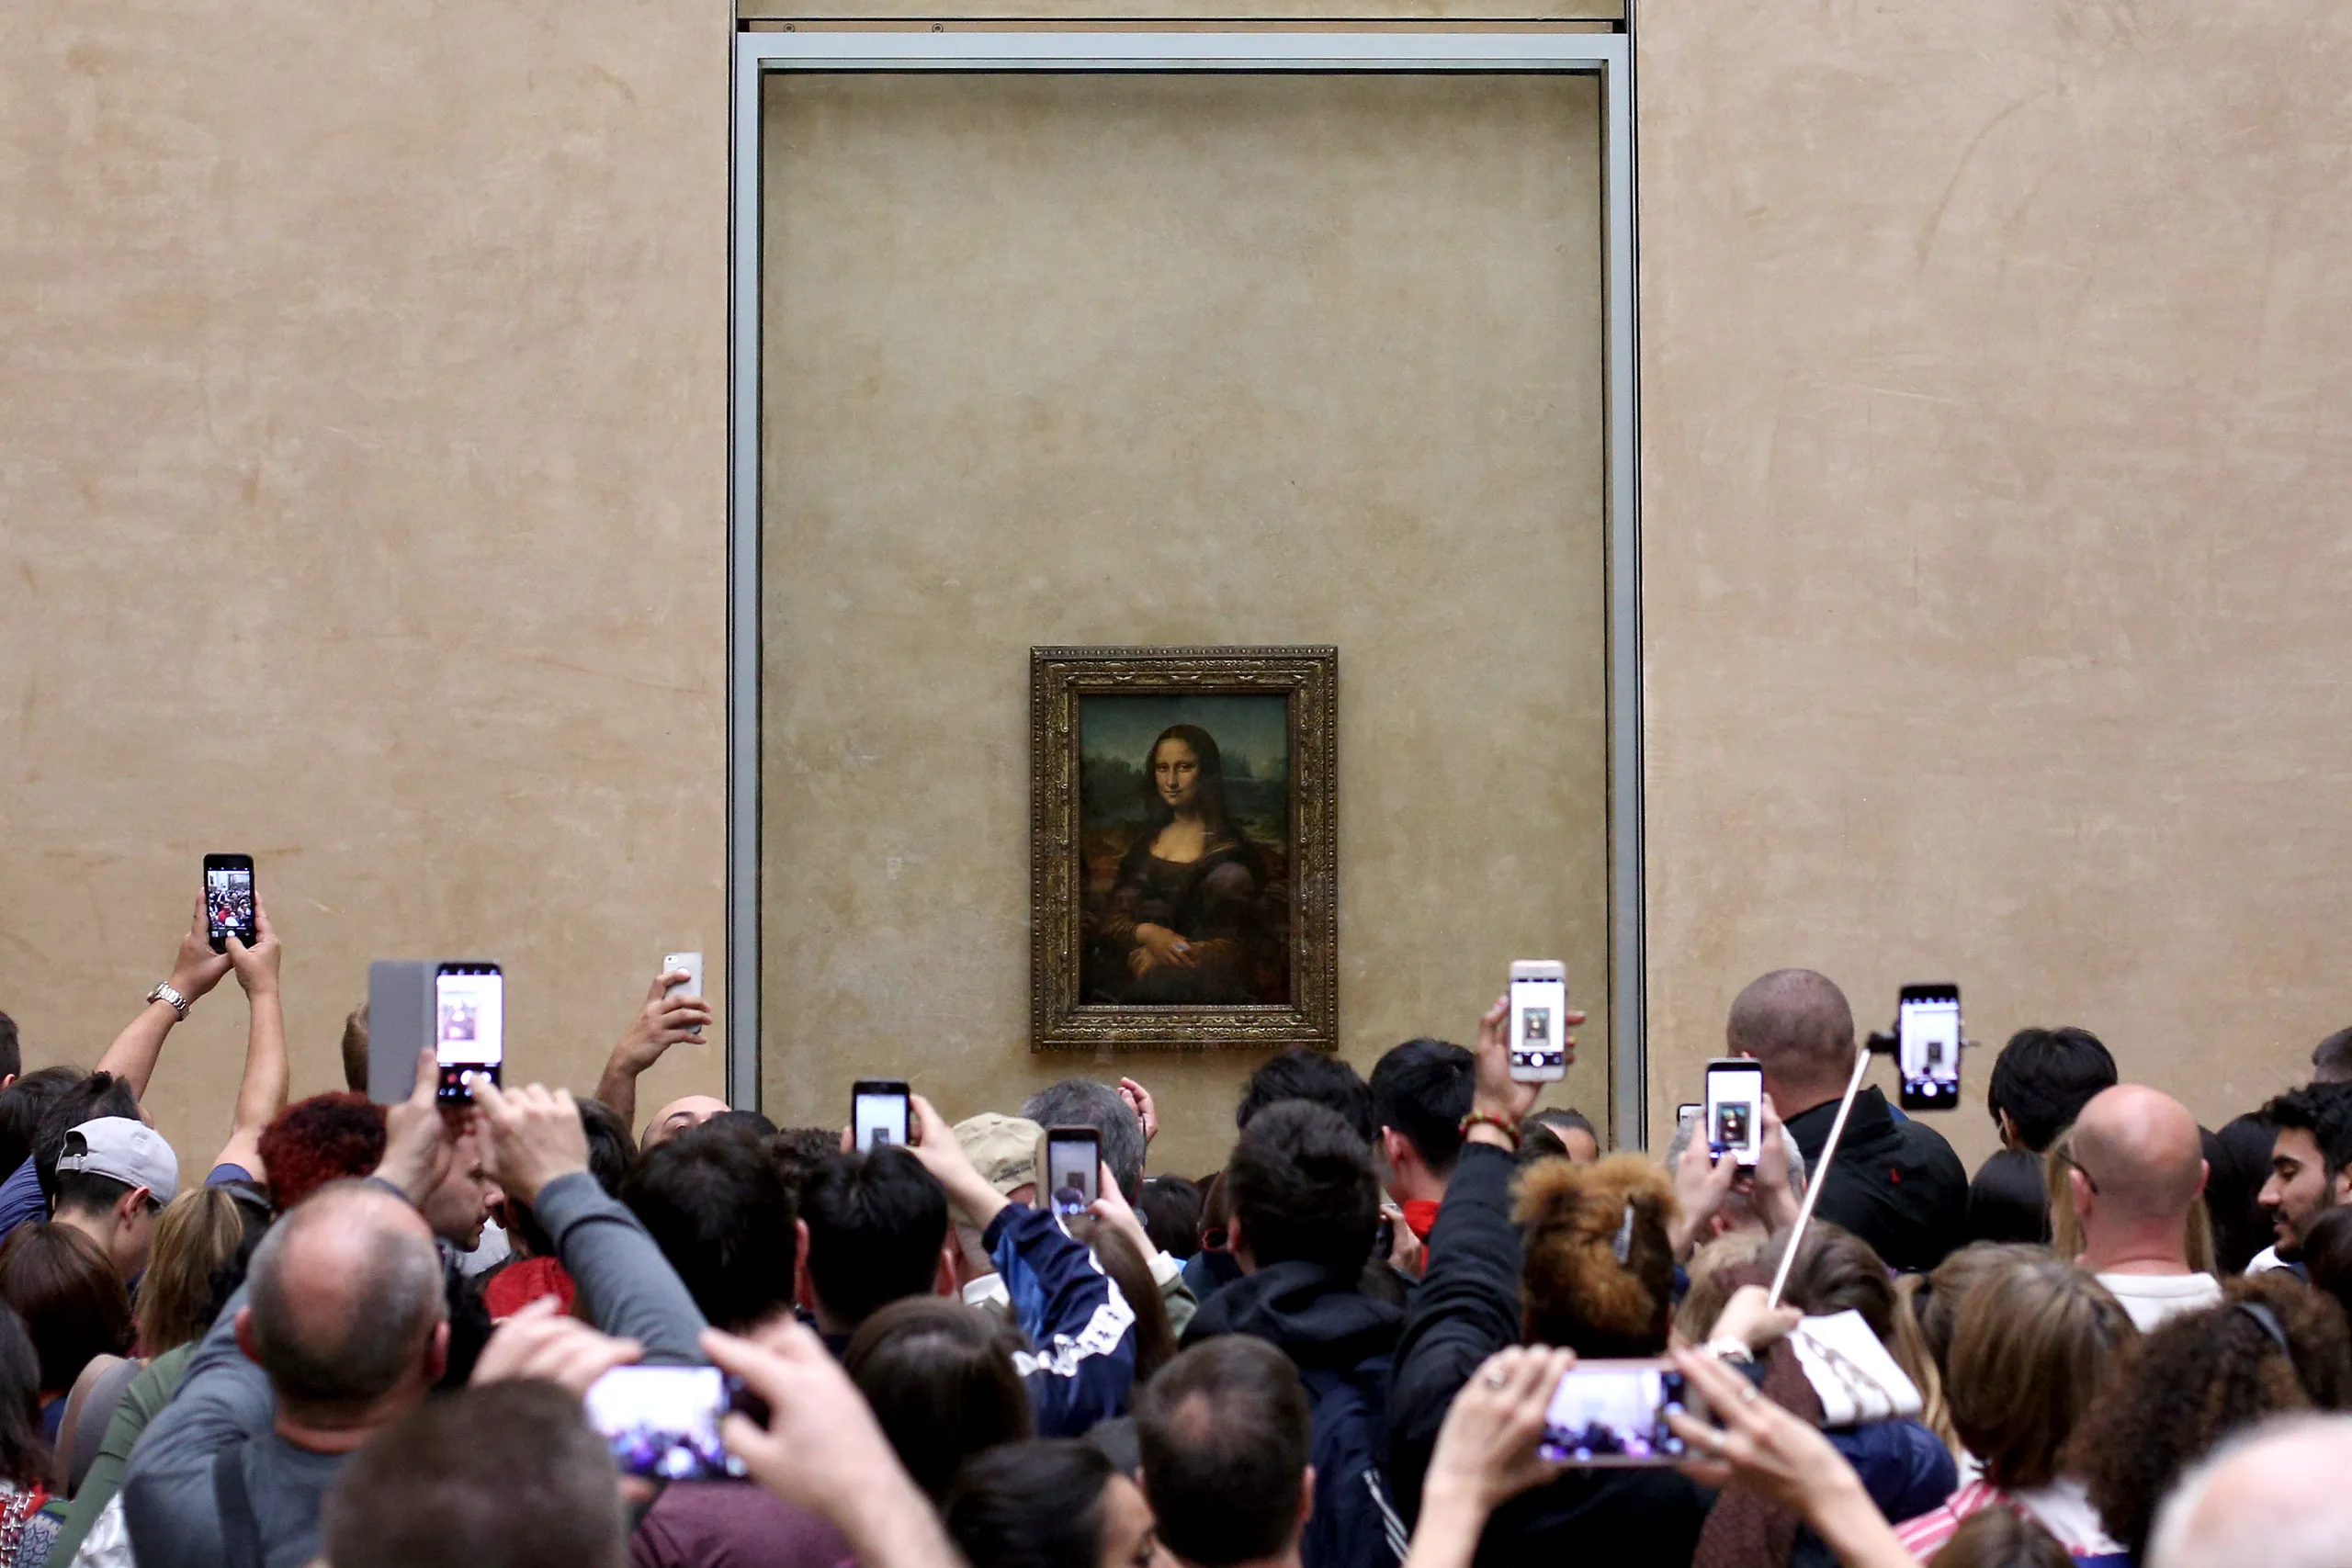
left=1725, top=970, right=1969, bottom=1274
left=1386, top=992, right=1739, bottom=1568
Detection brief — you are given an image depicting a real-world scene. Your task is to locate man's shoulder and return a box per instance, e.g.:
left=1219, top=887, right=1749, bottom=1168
left=1889, top=1112, right=1969, bottom=1177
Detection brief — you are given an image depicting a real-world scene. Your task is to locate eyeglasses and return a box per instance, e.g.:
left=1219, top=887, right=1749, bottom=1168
left=2053, top=1149, right=2101, bottom=1196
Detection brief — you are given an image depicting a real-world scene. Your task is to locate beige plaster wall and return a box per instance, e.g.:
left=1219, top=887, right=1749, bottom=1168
left=1637, top=1, right=2352, bottom=1166
left=12, top=0, right=2348, bottom=1188
left=0, top=1, right=734, bottom=1175
left=759, top=73, right=1613, bottom=1177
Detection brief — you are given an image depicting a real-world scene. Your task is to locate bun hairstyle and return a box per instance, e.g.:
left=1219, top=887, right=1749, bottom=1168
left=1514, top=1153, right=1679, bottom=1357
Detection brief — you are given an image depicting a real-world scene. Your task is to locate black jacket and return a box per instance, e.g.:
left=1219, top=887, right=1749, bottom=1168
left=1184, top=1261, right=1408, bottom=1568
left=1784, top=1088, right=1968, bottom=1274
left=1386, top=1145, right=1711, bottom=1568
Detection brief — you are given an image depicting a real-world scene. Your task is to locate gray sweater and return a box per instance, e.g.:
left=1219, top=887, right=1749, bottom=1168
left=121, top=1172, right=708, bottom=1568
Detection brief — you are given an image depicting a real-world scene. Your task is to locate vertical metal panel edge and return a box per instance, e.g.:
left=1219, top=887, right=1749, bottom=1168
left=727, top=37, right=766, bottom=1110
left=728, top=28, right=1641, bottom=1135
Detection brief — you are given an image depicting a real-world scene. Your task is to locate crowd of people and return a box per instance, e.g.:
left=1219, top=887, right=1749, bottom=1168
left=2, top=897, right=2352, bottom=1568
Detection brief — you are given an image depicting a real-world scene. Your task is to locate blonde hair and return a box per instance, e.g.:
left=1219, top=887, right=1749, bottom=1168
left=136, top=1187, right=254, bottom=1355
left=1907, top=1242, right=2051, bottom=1452
left=1673, top=1229, right=1769, bottom=1342
left=1768, top=1223, right=1943, bottom=1438
left=1947, top=1257, right=2136, bottom=1488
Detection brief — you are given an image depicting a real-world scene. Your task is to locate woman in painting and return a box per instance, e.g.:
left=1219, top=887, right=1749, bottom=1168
left=1088, top=724, right=1279, bottom=1006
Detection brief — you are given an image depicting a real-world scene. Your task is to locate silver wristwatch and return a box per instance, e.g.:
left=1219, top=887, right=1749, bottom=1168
left=146, top=982, right=190, bottom=1021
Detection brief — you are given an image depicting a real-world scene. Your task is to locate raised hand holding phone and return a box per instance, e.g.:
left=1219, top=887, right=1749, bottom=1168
left=1468, top=996, right=1544, bottom=1141
left=897, top=1093, right=1009, bottom=1230
left=1506, top=961, right=1572, bottom=1083
left=202, top=853, right=258, bottom=953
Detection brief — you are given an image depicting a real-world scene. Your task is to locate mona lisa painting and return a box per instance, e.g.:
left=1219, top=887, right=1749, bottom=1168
left=1031, top=647, right=1337, bottom=1052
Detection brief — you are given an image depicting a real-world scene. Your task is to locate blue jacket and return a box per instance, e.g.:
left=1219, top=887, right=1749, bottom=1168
left=1825, top=1419, right=1957, bottom=1524
left=1183, top=1260, right=1408, bottom=1568
left=989, top=1202, right=1139, bottom=1437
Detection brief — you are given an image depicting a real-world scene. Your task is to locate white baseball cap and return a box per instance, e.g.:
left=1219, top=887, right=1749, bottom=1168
left=57, top=1119, right=180, bottom=1206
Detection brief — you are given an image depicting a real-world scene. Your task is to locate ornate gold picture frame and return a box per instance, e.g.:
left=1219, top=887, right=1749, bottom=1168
left=1031, top=646, right=1338, bottom=1052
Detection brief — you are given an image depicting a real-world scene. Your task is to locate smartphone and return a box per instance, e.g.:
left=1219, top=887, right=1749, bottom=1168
left=662, top=952, right=706, bottom=1035
left=1508, top=960, right=1570, bottom=1083
left=1676, top=1102, right=1702, bottom=1130
left=1704, top=1057, right=1765, bottom=1168
left=203, top=854, right=257, bottom=953
left=1538, top=1359, right=1691, bottom=1465
left=583, top=1365, right=745, bottom=1482
left=852, top=1079, right=910, bottom=1152
left=433, top=962, right=503, bottom=1105
left=1045, top=1127, right=1102, bottom=1220
left=1897, top=983, right=1962, bottom=1111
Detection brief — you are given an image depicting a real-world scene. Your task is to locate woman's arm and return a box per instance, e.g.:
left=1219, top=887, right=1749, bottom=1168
left=1403, top=1347, right=1573, bottom=1568
left=1667, top=1348, right=1921, bottom=1568
left=210, top=900, right=288, bottom=1179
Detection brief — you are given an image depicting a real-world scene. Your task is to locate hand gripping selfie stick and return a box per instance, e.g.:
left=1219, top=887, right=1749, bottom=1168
left=1763, top=1030, right=1899, bottom=1312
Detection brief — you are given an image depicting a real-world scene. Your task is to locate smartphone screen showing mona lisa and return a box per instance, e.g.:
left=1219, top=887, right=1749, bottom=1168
left=434, top=963, right=503, bottom=1104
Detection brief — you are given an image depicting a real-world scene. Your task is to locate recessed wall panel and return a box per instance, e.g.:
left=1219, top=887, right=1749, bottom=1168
left=760, top=73, right=1609, bottom=1170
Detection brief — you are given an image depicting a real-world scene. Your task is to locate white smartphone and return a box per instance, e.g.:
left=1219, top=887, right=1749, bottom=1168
left=662, top=952, right=705, bottom=1036
left=1703, top=1057, right=1764, bottom=1168
left=1897, top=983, right=1962, bottom=1111
left=1509, top=960, right=1570, bottom=1083
left=1538, top=1359, right=1691, bottom=1466
left=434, top=961, right=503, bottom=1105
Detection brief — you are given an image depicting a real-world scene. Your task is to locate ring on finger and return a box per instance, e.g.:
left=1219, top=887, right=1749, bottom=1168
left=1483, top=1368, right=1510, bottom=1389
left=1736, top=1383, right=1760, bottom=1405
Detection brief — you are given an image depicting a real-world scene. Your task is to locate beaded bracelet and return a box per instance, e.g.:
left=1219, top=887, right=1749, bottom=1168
left=1457, top=1110, right=1521, bottom=1150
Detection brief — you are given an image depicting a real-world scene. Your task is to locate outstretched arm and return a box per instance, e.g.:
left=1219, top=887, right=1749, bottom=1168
left=593, top=968, right=713, bottom=1129
left=96, top=896, right=233, bottom=1099
left=211, top=899, right=289, bottom=1179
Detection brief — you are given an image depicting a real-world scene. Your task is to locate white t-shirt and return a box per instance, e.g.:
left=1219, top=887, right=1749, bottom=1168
left=2096, top=1269, right=2223, bottom=1331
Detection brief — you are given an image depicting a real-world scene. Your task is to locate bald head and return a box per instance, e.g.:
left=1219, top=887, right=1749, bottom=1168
left=2151, top=1415, right=2352, bottom=1568
left=1727, top=970, right=1857, bottom=1104
left=2072, top=1085, right=2207, bottom=1224
left=643, top=1095, right=729, bottom=1151
left=247, top=1180, right=446, bottom=1410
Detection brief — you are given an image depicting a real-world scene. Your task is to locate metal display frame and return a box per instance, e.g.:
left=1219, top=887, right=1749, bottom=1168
left=727, top=27, right=1645, bottom=1143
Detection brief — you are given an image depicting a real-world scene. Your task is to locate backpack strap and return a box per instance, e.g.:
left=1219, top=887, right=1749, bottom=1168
left=211, top=1444, right=266, bottom=1568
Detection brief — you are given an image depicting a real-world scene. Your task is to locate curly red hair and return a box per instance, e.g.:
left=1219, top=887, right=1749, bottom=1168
left=257, top=1092, right=387, bottom=1213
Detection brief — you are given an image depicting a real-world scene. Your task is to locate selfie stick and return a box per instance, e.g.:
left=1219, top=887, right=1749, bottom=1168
left=1763, top=1036, right=1888, bottom=1312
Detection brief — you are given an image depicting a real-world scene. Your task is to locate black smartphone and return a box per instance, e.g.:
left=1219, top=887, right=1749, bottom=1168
left=1539, top=1359, right=1691, bottom=1466
left=1897, top=984, right=1962, bottom=1111
left=1045, top=1126, right=1102, bottom=1220
left=433, top=962, right=503, bottom=1105
left=852, top=1080, right=910, bottom=1152
left=203, top=854, right=257, bottom=953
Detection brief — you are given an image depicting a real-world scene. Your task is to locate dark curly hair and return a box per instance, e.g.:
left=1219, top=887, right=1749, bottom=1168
left=2069, top=1273, right=2352, bottom=1560
left=257, top=1093, right=387, bottom=1213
